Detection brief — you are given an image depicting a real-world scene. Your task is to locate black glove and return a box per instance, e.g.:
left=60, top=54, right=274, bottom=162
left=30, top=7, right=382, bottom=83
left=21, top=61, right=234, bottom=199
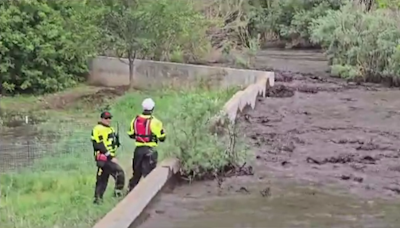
left=115, top=134, right=121, bottom=147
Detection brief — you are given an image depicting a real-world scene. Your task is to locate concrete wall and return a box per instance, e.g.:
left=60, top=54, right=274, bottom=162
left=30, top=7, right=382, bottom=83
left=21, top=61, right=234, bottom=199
left=89, top=56, right=274, bottom=88
left=222, top=75, right=273, bottom=122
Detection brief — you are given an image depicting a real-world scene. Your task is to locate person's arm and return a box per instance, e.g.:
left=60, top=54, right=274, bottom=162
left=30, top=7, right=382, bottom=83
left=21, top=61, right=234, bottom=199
left=152, top=119, right=166, bottom=142
left=127, top=118, right=136, bottom=139
left=91, top=126, right=112, bottom=159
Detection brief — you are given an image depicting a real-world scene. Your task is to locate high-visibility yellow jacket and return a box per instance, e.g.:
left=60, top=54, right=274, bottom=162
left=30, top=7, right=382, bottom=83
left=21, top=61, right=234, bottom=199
left=91, top=122, right=118, bottom=158
left=127, top=114, right=166, bottom=147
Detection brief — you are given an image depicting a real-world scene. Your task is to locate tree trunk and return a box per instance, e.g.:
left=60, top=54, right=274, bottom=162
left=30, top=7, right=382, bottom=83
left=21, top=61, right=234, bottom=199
left=128, top=50, right=137, bottom=90
left=359, top=0, right=373, bottom=11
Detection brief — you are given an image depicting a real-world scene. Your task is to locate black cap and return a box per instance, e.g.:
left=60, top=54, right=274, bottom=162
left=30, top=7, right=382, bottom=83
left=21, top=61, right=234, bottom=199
left=100, top=111, right=112, bottom=119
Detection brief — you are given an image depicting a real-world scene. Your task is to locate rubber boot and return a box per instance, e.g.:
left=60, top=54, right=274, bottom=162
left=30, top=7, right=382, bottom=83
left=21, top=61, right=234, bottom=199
left=93, top=197, right=103, bottom=205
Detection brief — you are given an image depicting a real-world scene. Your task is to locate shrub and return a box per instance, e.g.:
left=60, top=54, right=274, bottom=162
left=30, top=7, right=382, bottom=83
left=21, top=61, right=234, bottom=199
left=161, top=89, right=248, bottom=180
left=0, top=0, right=98, bottom=94
left=310, top=1, right=400, bottom=84
left=250, top=0, right=343, bottom=47
left=93, top=0, right=211, bottom=61
left=376, top=0, right=400, bottom=9
left=113, top=87, right=248, bottom=181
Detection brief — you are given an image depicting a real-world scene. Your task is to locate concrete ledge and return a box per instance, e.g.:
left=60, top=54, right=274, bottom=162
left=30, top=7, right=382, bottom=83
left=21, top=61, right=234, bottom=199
left=92, top=158, right=179, bottom=228
left=217, top=72, right=275, bottom=123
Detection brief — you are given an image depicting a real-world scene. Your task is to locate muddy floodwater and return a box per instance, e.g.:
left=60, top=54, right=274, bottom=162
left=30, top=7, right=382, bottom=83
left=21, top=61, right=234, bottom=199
left=137, top=49, right=400, bottom=228
left=138, top=181, right=399, bottom=228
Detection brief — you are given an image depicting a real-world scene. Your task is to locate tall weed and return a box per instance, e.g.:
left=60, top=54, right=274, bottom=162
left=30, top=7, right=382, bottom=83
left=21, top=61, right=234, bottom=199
left=251, top=0, right=343, bottom=47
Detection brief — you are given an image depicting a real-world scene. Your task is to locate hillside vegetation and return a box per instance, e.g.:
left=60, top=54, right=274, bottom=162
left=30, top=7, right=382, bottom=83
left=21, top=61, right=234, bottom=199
left=2, top=0, right=400, bottom=95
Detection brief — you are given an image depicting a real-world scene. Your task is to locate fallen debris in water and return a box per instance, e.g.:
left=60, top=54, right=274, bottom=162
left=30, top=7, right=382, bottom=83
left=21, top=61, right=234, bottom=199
left=260, top=187, right=271, bottom=197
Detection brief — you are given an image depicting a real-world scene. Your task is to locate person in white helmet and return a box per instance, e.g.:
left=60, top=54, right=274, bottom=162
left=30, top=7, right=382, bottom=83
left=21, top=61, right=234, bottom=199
left=127, top=98, right=166, bottom=192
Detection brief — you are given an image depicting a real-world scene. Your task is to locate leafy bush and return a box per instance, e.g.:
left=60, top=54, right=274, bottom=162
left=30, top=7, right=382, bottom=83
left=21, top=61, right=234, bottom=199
left=376, top=0, right=400, bottom=9
left=249, top=0, right=343, bottom=47
left=161, top=89, right=248, bottom=180
left=0, top=0, right=98, bottom=94
left=141, top=0, right=212, bottom=62
left=310, top=2, right=400, bottom=84
left=92, top=0, right=211, bottom=61
left=112, top=87, right=247, bottom=181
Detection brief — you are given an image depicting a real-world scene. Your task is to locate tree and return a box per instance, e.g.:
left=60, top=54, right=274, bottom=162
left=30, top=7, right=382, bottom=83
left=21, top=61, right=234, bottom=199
left=92, top=0, right=148, bottom=89
left=93, top=0, right=209, bottom=89
left=0, top=0, right=99, bottom=94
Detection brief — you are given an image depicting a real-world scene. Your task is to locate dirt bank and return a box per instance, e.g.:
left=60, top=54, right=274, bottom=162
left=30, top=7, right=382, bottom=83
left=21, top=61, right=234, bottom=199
left=137, top=49, right=400, bottom=228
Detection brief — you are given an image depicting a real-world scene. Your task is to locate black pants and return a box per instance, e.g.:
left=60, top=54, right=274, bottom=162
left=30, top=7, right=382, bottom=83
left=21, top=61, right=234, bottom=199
left=128, top=146, right=158, bottom=191
left=94, top=160, right=125, bottom=200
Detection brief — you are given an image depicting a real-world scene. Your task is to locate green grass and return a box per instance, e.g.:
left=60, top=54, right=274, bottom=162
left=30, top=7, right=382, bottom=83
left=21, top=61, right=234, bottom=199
left=0, top=87, right=244, bottom=228
left=0, top=84, right=98, bottom=112
left=0, top=85, right=104, bottom=128
left=0, top=94, right=39, bottom=112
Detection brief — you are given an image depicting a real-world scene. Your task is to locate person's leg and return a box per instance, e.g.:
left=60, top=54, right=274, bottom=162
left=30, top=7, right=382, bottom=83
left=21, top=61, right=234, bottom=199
left=128, top=147, right=145, bottom=192
left=142, top=149, right=158, bottom=177
left=94, top=165, right=110, bottom=204
left=109, top=160, right=125, bottom=197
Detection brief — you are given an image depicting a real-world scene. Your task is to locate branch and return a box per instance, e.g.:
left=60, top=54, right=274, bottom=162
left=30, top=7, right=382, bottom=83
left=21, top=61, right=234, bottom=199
left=118, top=56, right=129, bottom=65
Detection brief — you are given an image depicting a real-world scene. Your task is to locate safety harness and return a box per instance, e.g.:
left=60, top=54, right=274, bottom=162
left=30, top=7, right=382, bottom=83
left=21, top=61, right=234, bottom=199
left=133, top=115, right=153, bottom=143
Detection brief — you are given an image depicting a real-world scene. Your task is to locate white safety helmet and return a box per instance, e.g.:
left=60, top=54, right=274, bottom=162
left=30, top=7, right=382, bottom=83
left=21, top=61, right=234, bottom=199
left=142, top=98, right=155, bottom=111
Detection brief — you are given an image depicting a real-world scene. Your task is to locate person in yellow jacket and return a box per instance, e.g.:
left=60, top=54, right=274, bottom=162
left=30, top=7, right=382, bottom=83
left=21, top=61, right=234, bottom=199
left=127, top=98, right=166, bottom=192
left=91, top=111, right=125, bottom=204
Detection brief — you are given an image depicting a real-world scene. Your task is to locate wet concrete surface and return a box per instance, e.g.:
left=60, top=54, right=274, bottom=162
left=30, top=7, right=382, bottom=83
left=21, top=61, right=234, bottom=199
left=137, top=49, right=400, bottom=227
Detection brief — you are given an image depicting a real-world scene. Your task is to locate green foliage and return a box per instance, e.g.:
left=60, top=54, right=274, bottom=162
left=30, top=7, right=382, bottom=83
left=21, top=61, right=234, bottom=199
left=0, top=0, right=215, bottom=94
left=0, top=0, right=98, bottom=94
left=310, top=1, right=400, bottom=83
left=0, top=138, right=119, bottom=228
left=90, top=0, right=211, bottom=87
left=141, top=0, right=211, bottom=62
left=94, top=0, right=210, bottom=62
left=161, top=89, right=247, bottom=179
left=376, top=0, right=400, bottom=9
left=249, top=0, right=343, bottom=47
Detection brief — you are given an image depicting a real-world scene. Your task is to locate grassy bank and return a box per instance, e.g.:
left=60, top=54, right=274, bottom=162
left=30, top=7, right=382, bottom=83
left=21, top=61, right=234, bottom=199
left=0, top=85, right=106, bottom=128
left=0, top=86, right=242, bottom=228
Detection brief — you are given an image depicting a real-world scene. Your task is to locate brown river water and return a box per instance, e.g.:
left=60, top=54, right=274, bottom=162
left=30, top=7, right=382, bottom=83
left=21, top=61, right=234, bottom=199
left=137, top=49, right=400, bottom=228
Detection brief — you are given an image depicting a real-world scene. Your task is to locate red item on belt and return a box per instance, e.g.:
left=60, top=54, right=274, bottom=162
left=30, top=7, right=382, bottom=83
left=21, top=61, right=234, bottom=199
left=96, top=153, right=108, bottom=161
